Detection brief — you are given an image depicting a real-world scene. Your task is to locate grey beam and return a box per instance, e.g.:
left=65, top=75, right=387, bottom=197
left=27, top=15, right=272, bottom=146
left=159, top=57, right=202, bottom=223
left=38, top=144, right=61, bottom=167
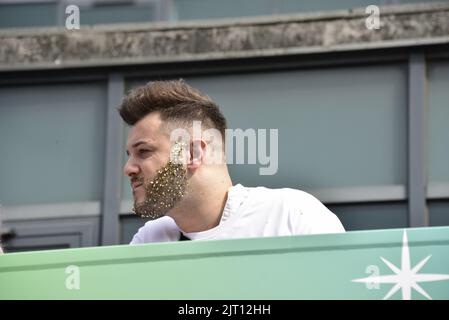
left=1, top=202, right=101, bottom=222
left=427, top=182, right=449, bottom=200
left=101, top=73, right=124, bottom=245
left=3, top=3, right=449, bottom=71
left=408, top=53, right=429, bottom=227
left=308, top=185, right=407, bottom=204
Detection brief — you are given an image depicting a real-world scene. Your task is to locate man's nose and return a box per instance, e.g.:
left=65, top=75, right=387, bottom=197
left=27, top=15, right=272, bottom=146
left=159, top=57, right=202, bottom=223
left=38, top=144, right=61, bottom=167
left=124, top=157, right=139, bottom=177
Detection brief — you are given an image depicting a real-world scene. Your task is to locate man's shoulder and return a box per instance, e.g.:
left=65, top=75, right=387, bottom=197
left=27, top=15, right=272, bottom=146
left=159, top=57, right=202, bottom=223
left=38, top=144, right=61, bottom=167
left=246, top=185, right=345, bottom=233
left=246, top=185, right=320, bottom=206
left=243, top=185, right=329, bottom=214
left=260, top=186, right=335, bottom=217
left=130, top=216, right=180, bottom=244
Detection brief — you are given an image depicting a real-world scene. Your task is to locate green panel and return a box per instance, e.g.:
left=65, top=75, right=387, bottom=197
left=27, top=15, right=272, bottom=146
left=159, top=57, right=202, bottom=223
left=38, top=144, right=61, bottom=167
left=429, top=200, right=449, bottom=227
left=328, top=202, right=408, bottom=231
left=182, top=65, right=407, bottom=189
left=428, top=61, right=449, bottom=183
left=80, top=4, right=155, bottom=25
left=0, top=3, right=57, bottom=28
left=1, top=227, right=449, bottom=299
left=4, top=244, right=69, bottom=253
left=173, top=0, right=272, bottom=20
left=0, top=83, right=107, bottom=205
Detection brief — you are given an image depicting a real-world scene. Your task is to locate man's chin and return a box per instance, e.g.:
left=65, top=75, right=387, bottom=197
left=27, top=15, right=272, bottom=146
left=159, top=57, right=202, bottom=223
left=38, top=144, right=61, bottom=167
left=132, top=200, right=165, bottom=219
left=133, top=199, right=145, bottom=210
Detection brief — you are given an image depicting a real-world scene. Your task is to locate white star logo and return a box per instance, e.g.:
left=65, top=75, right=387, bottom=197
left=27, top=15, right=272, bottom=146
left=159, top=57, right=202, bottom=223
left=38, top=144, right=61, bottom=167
left=352, top=230, right=449, bottom=300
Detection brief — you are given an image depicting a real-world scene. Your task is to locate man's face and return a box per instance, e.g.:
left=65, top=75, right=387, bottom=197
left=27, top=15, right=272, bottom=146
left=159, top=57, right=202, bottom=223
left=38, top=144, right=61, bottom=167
left=124, top=113, right=188, bottom=219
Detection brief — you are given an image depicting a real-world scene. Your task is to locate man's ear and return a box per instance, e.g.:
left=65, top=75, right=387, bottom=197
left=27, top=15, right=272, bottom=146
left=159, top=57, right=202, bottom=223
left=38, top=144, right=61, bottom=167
left=187, top=139, right=207, bottom=170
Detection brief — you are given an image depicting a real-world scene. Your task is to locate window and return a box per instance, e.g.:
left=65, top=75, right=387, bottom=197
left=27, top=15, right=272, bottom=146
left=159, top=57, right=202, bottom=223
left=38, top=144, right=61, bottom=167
left=0, top=82, right=106, bottom=205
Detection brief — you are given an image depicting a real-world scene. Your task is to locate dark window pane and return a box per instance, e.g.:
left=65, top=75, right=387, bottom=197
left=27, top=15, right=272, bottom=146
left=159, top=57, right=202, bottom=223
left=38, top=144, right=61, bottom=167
left=0, top=3, right=57, bottom=28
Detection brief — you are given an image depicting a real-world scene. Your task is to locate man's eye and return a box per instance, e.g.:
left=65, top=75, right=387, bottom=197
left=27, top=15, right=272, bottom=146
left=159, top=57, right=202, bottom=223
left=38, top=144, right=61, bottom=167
left=138, top=149, right=150, bottom=155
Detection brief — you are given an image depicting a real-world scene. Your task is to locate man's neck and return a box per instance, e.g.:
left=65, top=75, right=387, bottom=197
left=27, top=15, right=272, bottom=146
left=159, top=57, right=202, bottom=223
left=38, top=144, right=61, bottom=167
left=168, top=177, right=232, bottom=233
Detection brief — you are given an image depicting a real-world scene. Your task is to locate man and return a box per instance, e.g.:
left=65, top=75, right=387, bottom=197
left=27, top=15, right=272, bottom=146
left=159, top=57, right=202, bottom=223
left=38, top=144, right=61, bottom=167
left=119, top=80, right=345, bottom=243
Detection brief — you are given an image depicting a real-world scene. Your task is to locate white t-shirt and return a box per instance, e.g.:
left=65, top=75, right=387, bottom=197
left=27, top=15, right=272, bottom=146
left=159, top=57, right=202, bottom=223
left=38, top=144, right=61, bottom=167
left=130, top=184, right=345, bottom=244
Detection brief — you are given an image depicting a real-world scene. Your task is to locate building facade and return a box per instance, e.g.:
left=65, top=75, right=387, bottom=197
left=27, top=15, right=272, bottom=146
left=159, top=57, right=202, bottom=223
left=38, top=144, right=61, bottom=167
left=1, top=0, right=448, bottom=252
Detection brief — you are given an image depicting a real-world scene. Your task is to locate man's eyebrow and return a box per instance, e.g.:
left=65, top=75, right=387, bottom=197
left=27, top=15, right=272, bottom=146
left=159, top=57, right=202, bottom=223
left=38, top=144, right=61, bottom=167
left=132, top=141, right=151, bottom=148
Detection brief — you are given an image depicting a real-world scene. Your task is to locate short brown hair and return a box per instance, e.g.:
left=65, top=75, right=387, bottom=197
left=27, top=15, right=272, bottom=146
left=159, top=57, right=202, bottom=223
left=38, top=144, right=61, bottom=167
left=118, top=79, right=227, bottom=140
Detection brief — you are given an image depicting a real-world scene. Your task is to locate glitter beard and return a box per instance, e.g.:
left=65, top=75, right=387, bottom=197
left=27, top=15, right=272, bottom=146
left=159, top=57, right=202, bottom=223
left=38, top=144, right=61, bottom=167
left=133, top=142, right=188, bottom=219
